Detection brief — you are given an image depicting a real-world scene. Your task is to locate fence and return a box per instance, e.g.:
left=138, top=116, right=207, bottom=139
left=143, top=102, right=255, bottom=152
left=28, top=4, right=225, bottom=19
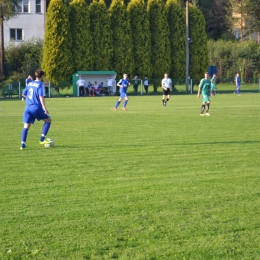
left=1, top=78, right=260, bottom=99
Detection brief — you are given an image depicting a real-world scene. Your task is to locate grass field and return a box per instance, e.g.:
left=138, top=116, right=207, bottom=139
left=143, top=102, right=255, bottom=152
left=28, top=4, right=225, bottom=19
left=1, top=93, right=260, bottom=259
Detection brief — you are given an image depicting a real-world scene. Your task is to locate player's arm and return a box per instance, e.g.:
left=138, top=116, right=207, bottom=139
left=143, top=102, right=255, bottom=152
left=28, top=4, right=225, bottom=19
left=197, top=87, right=201, bottom=97
left=117, top=79, right=123, bottom=88
left=40, top=96, right=49, bottom=114
left=161, top=80, right=166, bottom=90
left=22, top=87, right=28, bottom=100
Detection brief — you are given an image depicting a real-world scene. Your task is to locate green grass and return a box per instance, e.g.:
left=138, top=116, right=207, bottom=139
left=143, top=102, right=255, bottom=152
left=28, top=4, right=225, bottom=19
left=1, top=94, right=260, bottom=259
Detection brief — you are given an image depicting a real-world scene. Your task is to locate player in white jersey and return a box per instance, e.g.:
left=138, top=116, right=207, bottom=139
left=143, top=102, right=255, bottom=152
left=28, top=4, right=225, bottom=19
left=161, top=73, right=172, bottom=106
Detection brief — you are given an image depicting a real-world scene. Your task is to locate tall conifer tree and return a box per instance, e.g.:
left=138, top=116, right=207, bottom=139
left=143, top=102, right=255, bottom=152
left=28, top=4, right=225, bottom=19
left=69, top=0, right=93, bottom=72
left=42, top=0, right=73, bottom=83
left=166, top=0, right=185, bottom=79
left=89, top=0, right=112, bottom=70
left=127, top=0, right=152, bottom=78
left=189, top=4, right=208, bottom=81
left=109, top=0, right=134, bottom=76
left=147, top=0, right=171, bottom=79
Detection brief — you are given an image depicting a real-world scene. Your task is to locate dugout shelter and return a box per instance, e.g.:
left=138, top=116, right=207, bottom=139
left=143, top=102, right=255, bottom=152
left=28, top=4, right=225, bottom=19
left=72, top=71, right=117, bottom=97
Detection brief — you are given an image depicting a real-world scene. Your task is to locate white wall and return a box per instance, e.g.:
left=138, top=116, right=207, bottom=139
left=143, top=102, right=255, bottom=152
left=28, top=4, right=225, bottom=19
left=3, top=0, right=45, bottom=46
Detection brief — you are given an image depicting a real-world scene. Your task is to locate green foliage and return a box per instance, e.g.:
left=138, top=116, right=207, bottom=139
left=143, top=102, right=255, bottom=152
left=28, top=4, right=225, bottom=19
left=69, top=0, right=93, bottom=72
left=198, top=0, right=232, bottom=40
left=89, top=0, right=112, bottom=70
left=147, top=0, right=171, bottom=79
left=189, top=4, right=208, bottom=81
left=0, top=0, right=20, bottom=21
left=246, top=0, right=260, bottom=33
left=208, top=39, right=260, bottom=82
left=166, top=0, right=185, bottom=79
left=4, top=38, right=43, bottom=81
left=127, top=0, right=152, bottom=78
left=42, top=0, right=73, bottom=84
left=109, top=0, right=134, bottom=76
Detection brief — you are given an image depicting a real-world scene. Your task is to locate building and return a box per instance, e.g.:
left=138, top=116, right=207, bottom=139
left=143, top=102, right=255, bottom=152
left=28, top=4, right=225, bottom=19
left=3, top=0, right=46, bottom=46
left=232, top=11, right=260, bottom=44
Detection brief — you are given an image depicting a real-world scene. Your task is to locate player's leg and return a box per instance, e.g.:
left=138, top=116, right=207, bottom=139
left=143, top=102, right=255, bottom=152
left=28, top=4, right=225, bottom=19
left=114, top=97, right=123, bottom=110
left=20, top=123, right=31, bottom=150
left=34, top=108, right=52, bottom=144
left=40, top=117, right=52, bottom=143
left=162, top=90, right=166, bottom=106
left=123, top=96, right=129, bottom=111
left=205, top=101, right=210, bottom=116
left=20, top=109, right=34, bottom=149
left=200, top=101, right=206, bottom=115
left=165, top=92, right=170, bottom=106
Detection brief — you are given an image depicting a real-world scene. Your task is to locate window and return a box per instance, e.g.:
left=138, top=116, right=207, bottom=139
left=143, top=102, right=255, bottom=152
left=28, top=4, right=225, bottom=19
left=18, top=0, right=29, bottom=13
left=10, top=29, right=23, bottom=41
left=36, top=0, right=41, bottom=13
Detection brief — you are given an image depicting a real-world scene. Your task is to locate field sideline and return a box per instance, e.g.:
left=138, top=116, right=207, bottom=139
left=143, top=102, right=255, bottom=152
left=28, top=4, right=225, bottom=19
left=0, top=94, right=260, bottom=259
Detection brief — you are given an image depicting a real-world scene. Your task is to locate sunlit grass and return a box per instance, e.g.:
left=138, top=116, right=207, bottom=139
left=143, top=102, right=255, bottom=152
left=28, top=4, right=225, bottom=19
left=0, top=94, right=260, bottom=259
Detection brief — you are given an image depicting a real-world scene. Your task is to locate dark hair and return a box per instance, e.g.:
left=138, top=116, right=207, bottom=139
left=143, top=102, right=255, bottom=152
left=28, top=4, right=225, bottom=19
left=35, top=69, right=45, bottom=78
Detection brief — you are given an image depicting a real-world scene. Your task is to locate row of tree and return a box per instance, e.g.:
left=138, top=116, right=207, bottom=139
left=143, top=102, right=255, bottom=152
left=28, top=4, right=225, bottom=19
left=42, top=0, right=208, bottom=84
left=3, top=37, right=260, bottom=87
left=46, top=0, right=260, bottom=41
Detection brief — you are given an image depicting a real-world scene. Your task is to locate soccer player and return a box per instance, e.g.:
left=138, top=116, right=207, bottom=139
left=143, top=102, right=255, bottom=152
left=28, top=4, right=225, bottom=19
left=25, top=75, right=33, bottom=86
left=113, top=73, right=130, bottom=111
left=234, top=72, right=241, bottom=94
left=197, top=72, right=212, bottom=116
left=20, top=69, right=52, bottom=150
left=211, top=73, right=217, bottom=97
left=161, top=73, right=172, bottom=106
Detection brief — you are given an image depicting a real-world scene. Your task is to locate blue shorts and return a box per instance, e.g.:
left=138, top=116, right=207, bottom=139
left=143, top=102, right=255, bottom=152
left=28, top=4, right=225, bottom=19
left=120, top=92, right=128, bottom=99
left=23, top=105, right=50, bottom=124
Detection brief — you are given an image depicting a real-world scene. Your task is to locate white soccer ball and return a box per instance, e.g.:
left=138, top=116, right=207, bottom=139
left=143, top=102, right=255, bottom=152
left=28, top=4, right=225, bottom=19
left=44, top=138, right=54, bottom=148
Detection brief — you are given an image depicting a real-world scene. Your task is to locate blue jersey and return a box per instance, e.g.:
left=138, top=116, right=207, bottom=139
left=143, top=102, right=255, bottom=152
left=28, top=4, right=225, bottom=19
left=117, top=79, right=129, bottom=93
left=236, top=76, right=241, bottom=87
left=26, top=78, right=33, bottom=86
left=23, top=80, right=45, bottom=107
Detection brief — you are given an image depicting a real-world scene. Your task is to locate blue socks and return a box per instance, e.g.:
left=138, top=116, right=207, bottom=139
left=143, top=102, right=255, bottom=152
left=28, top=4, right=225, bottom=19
left=40, top=122, right=51, bottom=141
left=115, top=100, right=129, bottom=108
left=21, top=128, right=28, bottom=147
left=115, top=101, right=121, bottom=108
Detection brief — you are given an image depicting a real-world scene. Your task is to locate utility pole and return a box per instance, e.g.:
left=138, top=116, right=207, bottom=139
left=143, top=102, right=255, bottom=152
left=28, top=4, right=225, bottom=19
left=185, top=0, right=189, bottom=94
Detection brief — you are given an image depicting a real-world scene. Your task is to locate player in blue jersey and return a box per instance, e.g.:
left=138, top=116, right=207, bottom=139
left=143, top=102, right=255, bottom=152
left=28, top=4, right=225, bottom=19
left=234, top=73, right=241, bottom=94
left=20, top=69, right=52, bottom=150
left=25, top=75, right=33, bottom=86
left=113, top=73, right=130, bottom=111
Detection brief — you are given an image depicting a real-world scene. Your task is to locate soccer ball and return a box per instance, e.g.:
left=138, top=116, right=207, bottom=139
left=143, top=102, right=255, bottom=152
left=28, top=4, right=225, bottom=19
left=44, top=138, right=54, bottom=148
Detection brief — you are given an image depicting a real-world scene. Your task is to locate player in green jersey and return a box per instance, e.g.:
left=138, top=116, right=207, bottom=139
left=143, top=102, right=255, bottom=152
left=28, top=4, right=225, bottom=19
left=197, top=72, right=212, bottom=116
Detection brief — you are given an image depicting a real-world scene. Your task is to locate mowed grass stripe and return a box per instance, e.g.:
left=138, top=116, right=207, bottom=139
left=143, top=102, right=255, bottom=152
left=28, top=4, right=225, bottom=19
left=0, top=94, right=260, bottom=259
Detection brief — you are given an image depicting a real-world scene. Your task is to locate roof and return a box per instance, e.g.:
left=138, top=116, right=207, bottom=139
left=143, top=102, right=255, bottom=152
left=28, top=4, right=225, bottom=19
left=76, top=71, right=117, bottom=75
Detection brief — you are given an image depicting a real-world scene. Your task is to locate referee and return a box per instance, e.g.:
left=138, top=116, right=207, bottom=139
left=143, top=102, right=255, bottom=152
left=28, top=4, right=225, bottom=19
left=161, top=73, right=172, bottom=106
